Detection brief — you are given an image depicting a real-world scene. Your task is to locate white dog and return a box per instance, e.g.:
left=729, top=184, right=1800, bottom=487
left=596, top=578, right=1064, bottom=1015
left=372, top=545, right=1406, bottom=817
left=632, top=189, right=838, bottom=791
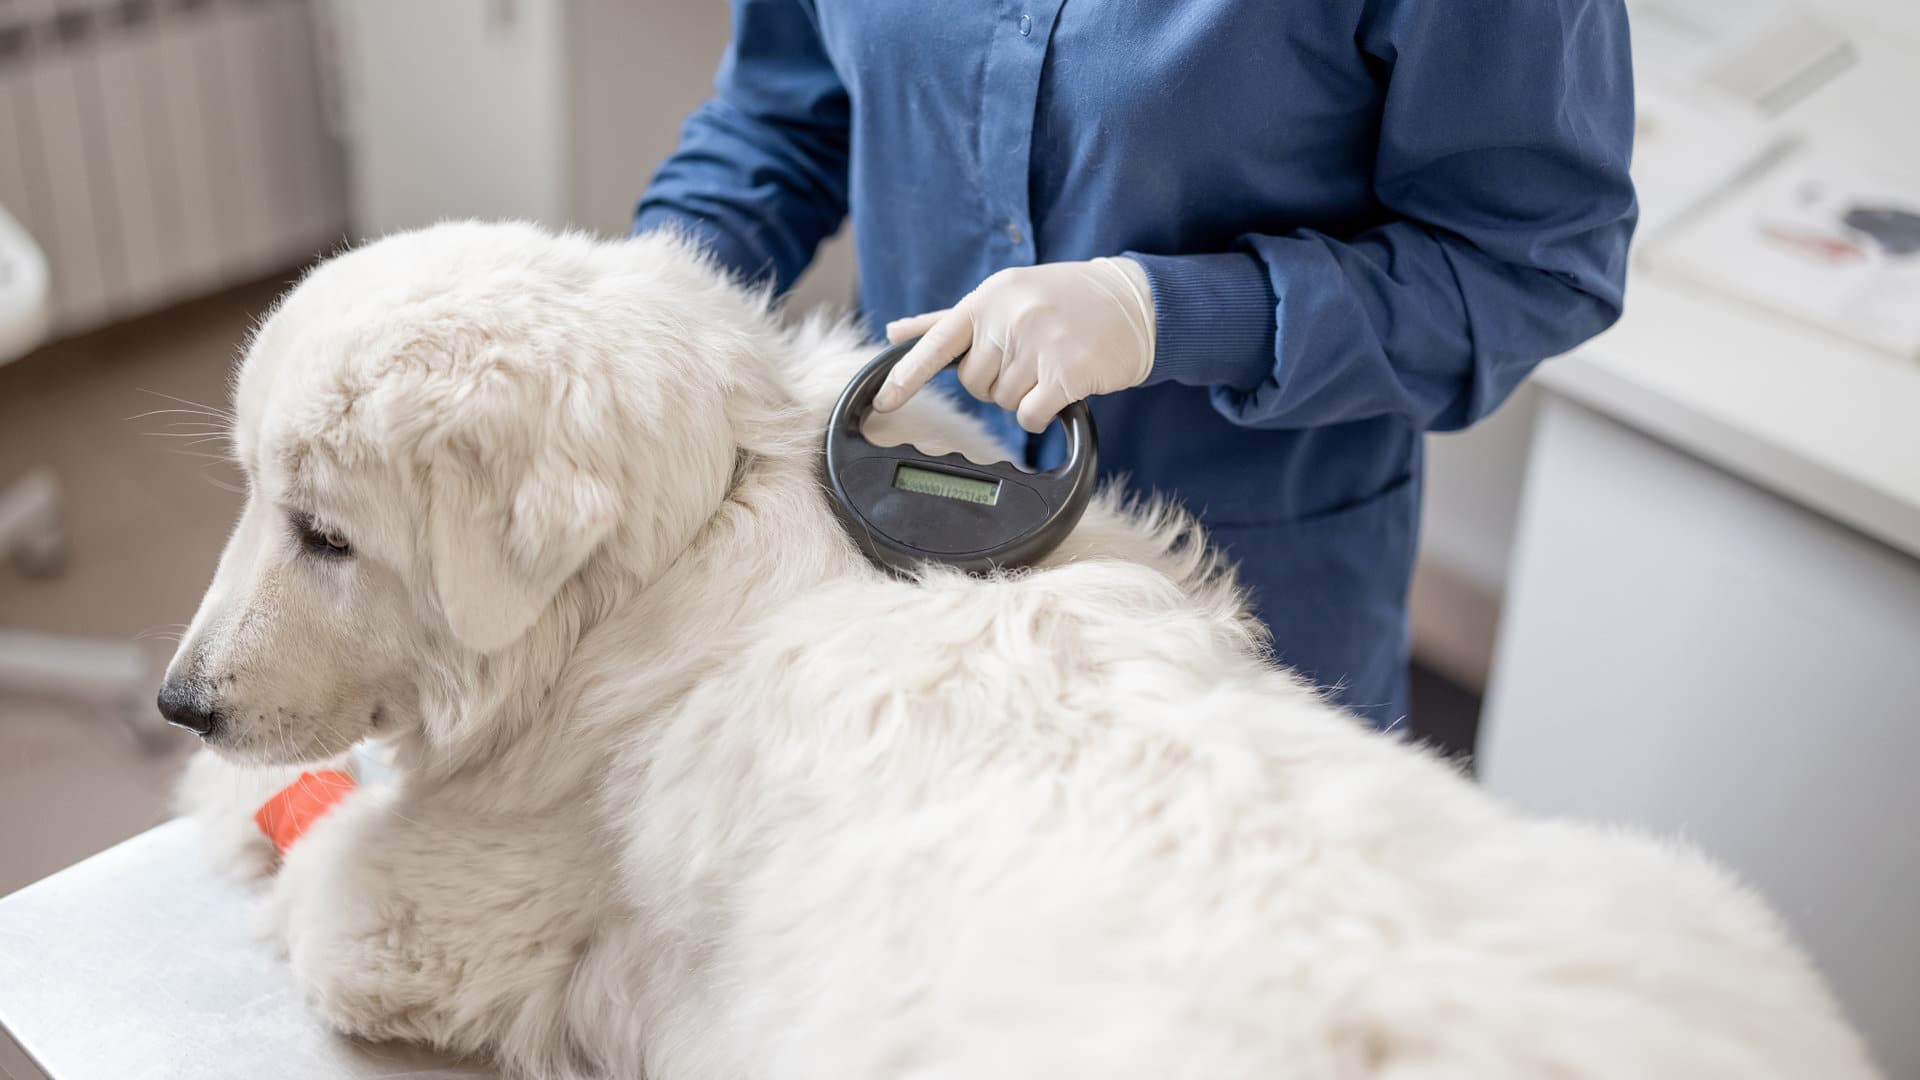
left=167, top=221, right=1877, bottom=1080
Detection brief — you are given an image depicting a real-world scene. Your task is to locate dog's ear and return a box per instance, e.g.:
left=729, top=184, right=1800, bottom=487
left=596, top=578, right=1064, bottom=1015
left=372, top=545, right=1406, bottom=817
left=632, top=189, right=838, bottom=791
left=413, top=371, right=625, bottom=654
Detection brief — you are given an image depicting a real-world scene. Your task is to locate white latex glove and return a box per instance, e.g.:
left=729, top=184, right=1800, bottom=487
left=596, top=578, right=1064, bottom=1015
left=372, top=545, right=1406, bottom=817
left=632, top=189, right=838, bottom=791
left=875, top=256, right=1156, bottom=433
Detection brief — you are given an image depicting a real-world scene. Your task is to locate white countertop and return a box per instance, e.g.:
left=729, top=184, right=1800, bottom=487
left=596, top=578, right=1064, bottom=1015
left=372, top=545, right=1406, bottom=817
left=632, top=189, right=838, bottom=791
left=1539, top=10, right=1920, bottom=563
left=1540, top=274, right=1920, bottom=563
left=0, top=821, right=493, bottom=1080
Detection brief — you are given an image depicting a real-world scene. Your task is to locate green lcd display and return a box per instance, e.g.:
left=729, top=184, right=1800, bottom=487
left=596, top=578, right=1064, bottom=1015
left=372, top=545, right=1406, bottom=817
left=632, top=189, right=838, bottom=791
left=892, top=463, right=1001, bottom=505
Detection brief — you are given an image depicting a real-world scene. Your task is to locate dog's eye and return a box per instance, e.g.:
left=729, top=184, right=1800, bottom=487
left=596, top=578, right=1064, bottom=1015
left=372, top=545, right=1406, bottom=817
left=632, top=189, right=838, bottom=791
left=292, top=514, right=353, bottom=558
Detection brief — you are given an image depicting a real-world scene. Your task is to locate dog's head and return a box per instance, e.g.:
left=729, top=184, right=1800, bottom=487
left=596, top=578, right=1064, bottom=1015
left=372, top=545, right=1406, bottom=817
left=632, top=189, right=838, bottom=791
left=159, top=221, right=777, bottom=764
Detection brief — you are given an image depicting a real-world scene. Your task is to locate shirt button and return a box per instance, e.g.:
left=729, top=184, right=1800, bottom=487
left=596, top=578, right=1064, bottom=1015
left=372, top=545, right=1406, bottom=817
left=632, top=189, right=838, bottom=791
left=1006, top=221, right=1024, bottom=244
left=1017, top=13, right=1032, bottom=35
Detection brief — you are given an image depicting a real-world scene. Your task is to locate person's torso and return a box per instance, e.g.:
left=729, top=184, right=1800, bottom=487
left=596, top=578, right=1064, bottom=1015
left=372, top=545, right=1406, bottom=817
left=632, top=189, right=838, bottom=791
left=812, top=0, right=1388, bottom=324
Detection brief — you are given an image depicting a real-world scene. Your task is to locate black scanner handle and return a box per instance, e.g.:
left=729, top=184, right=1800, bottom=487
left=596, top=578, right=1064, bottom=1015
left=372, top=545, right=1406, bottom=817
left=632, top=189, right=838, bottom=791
left=828, top=338, right=1097, bottom=487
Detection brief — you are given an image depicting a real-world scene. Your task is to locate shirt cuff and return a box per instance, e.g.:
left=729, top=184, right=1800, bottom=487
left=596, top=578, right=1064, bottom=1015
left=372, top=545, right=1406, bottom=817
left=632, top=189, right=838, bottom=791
left=632, top=206, right=777, bottom=289
left=1125, top=251, right=1277, bottom=392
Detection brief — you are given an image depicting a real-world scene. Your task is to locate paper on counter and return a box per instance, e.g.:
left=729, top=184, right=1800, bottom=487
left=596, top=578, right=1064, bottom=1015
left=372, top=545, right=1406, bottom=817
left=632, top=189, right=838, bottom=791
left=1642, top=148, right=1920, bottom=362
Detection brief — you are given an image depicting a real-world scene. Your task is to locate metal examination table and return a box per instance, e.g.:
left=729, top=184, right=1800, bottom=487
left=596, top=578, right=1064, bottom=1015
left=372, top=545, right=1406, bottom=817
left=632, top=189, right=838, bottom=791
left=0, top=820, right=494, bottom=1080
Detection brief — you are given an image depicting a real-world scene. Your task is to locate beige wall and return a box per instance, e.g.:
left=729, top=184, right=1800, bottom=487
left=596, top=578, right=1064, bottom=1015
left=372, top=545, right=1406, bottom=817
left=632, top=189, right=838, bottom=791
left=564, top=0, right=858, bottom=318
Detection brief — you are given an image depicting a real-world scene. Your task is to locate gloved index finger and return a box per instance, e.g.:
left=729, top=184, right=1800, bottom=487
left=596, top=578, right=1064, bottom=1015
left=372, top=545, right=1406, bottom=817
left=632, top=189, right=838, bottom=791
left=884, top=309, right=947, bottom=344
left=874, top=304, right=975, bottom=412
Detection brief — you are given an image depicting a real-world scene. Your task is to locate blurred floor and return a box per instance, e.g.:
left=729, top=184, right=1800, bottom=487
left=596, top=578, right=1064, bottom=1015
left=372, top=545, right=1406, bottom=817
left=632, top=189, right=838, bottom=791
left=0, top=275, right=289, bottom=900
left=1407, top=663, right=1482, bottom=771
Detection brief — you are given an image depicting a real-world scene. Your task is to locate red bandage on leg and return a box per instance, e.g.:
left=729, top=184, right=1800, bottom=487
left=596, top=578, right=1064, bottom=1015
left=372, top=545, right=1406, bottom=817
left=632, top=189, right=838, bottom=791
left=253, top=770, right=357, bottom=855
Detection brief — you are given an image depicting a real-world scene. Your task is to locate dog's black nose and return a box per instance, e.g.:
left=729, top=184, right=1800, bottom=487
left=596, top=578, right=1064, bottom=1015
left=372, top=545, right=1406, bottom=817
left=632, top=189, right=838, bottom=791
left=157, top=680, right=219, bottom=737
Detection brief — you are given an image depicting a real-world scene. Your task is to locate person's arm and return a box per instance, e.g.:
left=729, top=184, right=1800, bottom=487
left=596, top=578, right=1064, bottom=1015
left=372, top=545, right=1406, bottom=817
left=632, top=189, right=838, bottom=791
left=879, top=0, right=1636, bottom=434
left=633, top=0, right=849, bottom=295
left=1131, top=0, right=1636, bottom=433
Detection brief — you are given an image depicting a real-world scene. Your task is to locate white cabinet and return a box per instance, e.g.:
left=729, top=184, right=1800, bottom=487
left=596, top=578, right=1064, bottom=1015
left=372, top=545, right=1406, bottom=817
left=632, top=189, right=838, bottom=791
left=1480, top=394, right=1920, bottom=1078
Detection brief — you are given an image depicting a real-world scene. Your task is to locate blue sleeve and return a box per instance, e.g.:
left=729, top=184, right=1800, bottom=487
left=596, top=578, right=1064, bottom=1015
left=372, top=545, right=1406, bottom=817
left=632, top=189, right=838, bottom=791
left=1128, top=0, right=1637, bottom=433
left=632, top=0, right=850, bottom=295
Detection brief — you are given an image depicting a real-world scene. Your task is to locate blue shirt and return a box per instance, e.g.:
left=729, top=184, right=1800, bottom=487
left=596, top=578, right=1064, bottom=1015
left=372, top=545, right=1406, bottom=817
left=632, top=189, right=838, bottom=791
left=634, top=0, right=1637, bottom=728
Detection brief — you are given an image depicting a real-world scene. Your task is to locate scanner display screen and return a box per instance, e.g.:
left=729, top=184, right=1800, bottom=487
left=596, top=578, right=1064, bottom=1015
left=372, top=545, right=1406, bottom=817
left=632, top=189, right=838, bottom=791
left=892, top=463, right=1000, bottom=505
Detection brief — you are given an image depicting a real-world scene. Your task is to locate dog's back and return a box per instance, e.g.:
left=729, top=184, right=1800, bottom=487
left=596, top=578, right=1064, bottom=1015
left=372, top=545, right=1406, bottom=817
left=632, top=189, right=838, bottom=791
left=618, top=558, right=1877, bottom=1080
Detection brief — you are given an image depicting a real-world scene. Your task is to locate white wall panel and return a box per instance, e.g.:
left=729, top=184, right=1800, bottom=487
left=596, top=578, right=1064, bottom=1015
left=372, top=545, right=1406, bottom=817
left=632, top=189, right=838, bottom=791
left=213, top=0, right=277, bottom=275
left=22, top=1, right=112, bottom=331
left=91, top=4, right=174, bottom=314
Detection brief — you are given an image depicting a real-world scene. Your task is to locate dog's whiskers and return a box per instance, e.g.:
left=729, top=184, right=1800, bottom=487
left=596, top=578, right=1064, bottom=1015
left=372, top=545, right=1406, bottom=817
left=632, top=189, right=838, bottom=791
left=200, top=471, right=247, bottom=495
left=133, top=388, right=235, bottom=422
left=143, top=422, right=233, bottom=434
left=127, top=407, right=234, bottom=424
left=165, top=449, right=239, bottom=465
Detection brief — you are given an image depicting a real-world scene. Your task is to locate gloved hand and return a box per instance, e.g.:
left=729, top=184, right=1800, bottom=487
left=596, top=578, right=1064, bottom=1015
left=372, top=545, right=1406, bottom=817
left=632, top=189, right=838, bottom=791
left=874, top=257, right=1156, bottom=433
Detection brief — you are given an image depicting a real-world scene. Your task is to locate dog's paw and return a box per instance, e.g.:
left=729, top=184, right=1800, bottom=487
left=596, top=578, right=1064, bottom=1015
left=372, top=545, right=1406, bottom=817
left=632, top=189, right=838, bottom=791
left=275, top=868, right=461, bottom=1047
left=171, top=749, right=349, bottom=880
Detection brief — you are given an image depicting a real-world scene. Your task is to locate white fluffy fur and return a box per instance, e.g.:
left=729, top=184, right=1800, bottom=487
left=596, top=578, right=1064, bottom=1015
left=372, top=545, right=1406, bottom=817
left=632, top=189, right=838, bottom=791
left=168, top=221, right=1877, bottom=1080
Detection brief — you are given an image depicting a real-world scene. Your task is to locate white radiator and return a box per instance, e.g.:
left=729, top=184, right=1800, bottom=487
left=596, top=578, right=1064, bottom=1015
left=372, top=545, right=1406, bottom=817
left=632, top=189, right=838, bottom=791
left=0, top=0, right=347, bottom=339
